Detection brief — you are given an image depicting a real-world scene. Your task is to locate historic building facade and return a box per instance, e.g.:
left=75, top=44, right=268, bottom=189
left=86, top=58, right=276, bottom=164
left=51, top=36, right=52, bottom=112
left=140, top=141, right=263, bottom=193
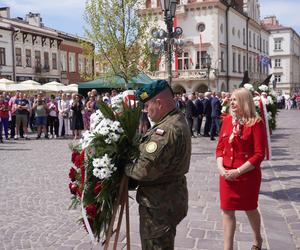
left=0, top=7, right=93, bottom=84
left=141, top=0, right=270, bottom=93
left=0, top=8, right=13, bottom=80
left=262, top=16, right=300, bottom=95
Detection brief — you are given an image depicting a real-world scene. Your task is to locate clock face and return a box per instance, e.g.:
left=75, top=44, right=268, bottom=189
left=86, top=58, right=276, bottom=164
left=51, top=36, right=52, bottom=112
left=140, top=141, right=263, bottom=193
left=197, top=23, right=206, bottom=32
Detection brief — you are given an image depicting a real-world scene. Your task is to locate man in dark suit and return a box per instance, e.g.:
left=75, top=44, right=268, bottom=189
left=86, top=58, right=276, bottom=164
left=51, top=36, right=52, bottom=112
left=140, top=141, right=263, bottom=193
left=203, top=92, right=212, bottom=137
left=185, top=93, right=197, bottom=137
left=210, top=92, right=222, bottom=141
left=194, top=93, right=204, bottom=136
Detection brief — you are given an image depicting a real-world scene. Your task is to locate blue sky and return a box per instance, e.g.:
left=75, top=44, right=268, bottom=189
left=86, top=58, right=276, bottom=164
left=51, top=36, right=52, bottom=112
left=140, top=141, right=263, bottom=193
left=1, top=0, right=300, bottom=36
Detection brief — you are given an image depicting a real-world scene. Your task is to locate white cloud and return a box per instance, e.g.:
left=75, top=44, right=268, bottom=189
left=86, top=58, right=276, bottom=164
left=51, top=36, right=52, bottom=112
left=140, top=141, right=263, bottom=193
left=260, top=0, right=300, bottom=33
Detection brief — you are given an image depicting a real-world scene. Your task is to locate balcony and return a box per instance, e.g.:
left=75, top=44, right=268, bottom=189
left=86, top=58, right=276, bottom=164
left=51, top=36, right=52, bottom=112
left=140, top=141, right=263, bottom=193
left=147, top=69, right=215, bottom=80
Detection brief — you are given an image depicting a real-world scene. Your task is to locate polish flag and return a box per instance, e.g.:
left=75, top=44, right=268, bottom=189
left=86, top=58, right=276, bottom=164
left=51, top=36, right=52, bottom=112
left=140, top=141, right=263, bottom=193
left=190, top=57, right=193, bottom=65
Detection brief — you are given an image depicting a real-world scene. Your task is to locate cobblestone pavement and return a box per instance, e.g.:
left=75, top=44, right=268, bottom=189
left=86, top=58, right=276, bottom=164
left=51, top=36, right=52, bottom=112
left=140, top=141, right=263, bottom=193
left=0, top=110, right=299, bottom=250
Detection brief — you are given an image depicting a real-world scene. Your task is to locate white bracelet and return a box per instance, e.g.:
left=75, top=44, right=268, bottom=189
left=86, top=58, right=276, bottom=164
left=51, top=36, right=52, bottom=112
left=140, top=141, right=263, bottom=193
left=237, top=168, right=241, bottom=174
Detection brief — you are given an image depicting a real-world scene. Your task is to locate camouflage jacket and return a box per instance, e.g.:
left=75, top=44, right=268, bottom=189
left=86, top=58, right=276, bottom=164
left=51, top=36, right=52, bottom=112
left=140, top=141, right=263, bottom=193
left=125, top=108, right=191, bottom=211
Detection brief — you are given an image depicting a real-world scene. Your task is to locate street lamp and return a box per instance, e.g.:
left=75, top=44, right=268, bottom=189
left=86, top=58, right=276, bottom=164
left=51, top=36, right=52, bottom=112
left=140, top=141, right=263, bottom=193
left=204, top=53, right=212, bottom=91
left=148, top=0, right=184, bottom=85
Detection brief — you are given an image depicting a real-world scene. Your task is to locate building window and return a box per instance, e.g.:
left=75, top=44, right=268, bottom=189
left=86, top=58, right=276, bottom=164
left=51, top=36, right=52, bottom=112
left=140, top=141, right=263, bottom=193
left=16, top=48, right=22, bottom=66
left=263, top=40, right=265, bottom=53
left=249, top=56, right=252, bottom=72
left=232, top=27, right=235, bottom=36
left=69, top=52, right=76, bottom=72
left=257, top=36, right=260, bottom=50
left=52, top=53, right=57, bottom=70
left=274, top=74, right=281, bottom=83
left=253, top=58, right=256, bottom=73
left=25, top=49, right=31, bottom=67
left=35, top=50, right=41, bottom=67
left=243, top=29, right=246, bottom=45
left=0, top=47, right=5, bottom=65
left=275, top=58, right=281, bottom=67
left=61, top=52, right=67, bottom=71
left=232, top=52, right=236, bottom=72
left=249, top=31, right=252, bottom=47
left=274, top=39, right=282, bottom=50
left=196, top=51, right=207, bottom=69
left=178, top=52, right=189, bottom=70
left=266, top=41, right=269, bottom=54
left=253, top=33, right=256, bottom=49
left=78, top=55, right=84, bottom=73
left=243, top=55, right=246, bottom=72
left=238, top=54, right=241, bottom=73
left=44, top=52, right=49, bottom=71
left=221, top=51, right=225, bottom=72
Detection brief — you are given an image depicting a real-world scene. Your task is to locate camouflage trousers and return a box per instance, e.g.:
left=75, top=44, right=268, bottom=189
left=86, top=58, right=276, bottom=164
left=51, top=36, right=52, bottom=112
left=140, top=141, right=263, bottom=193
left=141, top=230, right=175, bottom=250
left=139, top=205, right=176, bottom=250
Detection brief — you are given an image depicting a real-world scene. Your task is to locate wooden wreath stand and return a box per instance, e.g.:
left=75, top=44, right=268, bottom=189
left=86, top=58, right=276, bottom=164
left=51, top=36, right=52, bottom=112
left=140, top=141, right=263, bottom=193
left=103, top=175, right=131, bottom=250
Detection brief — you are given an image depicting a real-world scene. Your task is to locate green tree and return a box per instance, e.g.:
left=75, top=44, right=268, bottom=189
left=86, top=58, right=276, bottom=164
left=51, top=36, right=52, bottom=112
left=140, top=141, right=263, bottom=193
left=84, top=0, right=151, bottom=89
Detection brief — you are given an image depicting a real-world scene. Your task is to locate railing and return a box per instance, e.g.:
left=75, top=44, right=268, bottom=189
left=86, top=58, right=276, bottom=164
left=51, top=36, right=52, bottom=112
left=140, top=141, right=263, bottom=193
left=147, top=69, right=214, bottom=80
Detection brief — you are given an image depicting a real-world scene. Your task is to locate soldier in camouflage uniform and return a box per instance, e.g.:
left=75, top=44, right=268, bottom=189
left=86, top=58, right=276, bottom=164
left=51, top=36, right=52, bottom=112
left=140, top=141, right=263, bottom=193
left=125, top=80, right=191, bottom=250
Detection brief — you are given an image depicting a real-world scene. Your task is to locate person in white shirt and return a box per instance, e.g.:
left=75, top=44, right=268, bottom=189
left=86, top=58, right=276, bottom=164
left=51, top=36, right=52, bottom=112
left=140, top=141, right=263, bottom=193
left=58, top=93, right=70, bottom=138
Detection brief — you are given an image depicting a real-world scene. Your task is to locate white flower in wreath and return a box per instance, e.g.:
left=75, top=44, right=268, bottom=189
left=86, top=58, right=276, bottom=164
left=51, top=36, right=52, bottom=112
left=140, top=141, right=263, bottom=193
left=109, top=132, right=121, bottom=142
left=90, top=110, right=104, bottom=131
left=80, top=130, right=94, bottom=149
left=93, top=168, right=102, bottom=178
left=99, top=168, right=113, bottom=179
left=258, top=84, right=269, bottom=92
left=93, top=158, right=102, bottom=168
left=111, top=94, right=124, bottom=113
left=100, top=154, right=112, bottom=165
left=94, top=123, right=110, bottom=136
left=111, top=121, right=124, bottom=133
left=244, top=83, right=254, bottom=92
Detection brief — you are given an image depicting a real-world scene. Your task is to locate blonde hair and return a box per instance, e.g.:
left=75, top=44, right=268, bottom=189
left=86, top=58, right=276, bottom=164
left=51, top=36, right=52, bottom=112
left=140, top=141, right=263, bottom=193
left=230, top=88, right=261, bottom=126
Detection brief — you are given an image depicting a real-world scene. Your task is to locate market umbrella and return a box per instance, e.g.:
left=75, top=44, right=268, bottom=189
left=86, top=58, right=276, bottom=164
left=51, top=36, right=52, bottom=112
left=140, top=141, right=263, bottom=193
left=39, top=81, right=65, bottom=92
left=0, top=78, right=14, bottom=84
left=78, top=73, right=152, bottom=90
left=18, top=80, right=42, bottom=91
left=0, top=78, right=15, bottom=91
left=7, top=84, right=29, bottom=92
left=62, top=83, right=78, bottom=93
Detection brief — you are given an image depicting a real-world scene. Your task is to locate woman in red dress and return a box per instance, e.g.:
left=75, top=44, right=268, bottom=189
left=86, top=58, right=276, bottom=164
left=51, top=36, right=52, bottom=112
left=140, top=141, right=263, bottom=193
left=216, top=88, right=266, bottom=250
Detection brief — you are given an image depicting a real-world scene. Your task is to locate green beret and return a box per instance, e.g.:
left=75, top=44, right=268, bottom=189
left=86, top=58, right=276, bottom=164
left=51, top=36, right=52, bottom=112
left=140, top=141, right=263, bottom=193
left=136, top=79, right=170, bottom=103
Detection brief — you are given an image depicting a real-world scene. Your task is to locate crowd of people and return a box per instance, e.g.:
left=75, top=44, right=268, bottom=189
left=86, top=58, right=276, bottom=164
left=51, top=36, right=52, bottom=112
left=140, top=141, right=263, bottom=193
left=0, top=89, right=119, bottom=143
left=276, top=93, right=300, bottom=110
left=174, top=91, right=231, bottom=141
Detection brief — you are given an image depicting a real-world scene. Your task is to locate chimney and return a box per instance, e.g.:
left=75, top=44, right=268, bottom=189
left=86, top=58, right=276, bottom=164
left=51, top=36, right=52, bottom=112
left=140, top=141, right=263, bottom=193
left=262, top=16, right=279, bottom=26
left=0, top=7, right=10, bottom=18
left=25, top=12, right=42, bottom=27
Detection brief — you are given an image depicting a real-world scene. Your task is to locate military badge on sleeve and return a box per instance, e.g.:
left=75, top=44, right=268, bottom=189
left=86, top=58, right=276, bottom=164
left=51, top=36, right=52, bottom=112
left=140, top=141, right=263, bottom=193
left=145, top=141, right=158, bottom=153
